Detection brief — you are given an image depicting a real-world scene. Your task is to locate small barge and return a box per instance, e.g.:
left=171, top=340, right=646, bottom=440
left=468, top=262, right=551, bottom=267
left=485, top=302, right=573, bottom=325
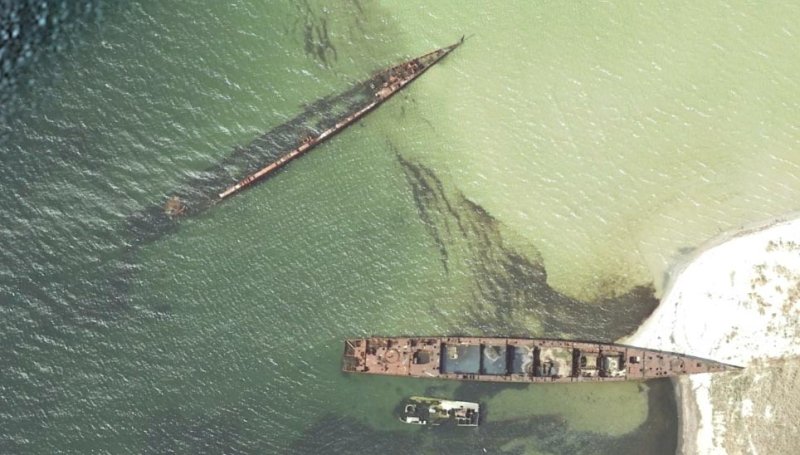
left=217, top=37, right=464, bottom=200
left=399, top=397, right=479, bottom=427
left=343, top=337, right=740, bottom=383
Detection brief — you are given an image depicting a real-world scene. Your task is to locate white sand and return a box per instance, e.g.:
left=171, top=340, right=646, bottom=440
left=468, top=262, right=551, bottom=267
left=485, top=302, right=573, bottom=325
left=620, top=216, right=800, bottom=454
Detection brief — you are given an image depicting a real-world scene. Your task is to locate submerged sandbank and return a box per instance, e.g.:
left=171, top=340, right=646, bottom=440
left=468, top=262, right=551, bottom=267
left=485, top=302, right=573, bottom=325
left=621, top=215, right=800, bottom=454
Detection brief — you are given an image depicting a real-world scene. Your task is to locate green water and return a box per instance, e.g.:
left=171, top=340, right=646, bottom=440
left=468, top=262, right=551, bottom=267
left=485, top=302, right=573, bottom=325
left=383, top=1, right=800, bottom=302
left=2, top=1, right=799, bottom=453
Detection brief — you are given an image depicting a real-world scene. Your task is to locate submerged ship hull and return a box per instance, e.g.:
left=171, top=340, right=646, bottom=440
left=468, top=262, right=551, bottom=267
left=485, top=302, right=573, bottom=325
left=342, top=337, right=739, bottom=383
left=217, top=37, right=464, bottom=200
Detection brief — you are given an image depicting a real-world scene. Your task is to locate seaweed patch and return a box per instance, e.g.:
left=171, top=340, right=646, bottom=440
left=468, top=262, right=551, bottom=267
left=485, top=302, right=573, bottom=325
left=396, top=153, right=659, bottom=340
left=291, top=379, right=677, bottom=455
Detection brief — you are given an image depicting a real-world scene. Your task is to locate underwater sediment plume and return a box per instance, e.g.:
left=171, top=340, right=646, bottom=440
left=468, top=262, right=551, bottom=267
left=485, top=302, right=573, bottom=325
left=126, top=39, right=463, bottom=247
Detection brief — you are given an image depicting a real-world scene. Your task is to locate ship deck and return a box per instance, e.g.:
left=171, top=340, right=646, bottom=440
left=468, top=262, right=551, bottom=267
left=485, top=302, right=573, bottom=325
left=342, top=337, right=738, bottom=383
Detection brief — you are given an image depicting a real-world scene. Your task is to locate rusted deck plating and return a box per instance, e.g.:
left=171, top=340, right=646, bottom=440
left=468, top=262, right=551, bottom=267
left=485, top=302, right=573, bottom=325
left=342, top=337, right=740, bottom=383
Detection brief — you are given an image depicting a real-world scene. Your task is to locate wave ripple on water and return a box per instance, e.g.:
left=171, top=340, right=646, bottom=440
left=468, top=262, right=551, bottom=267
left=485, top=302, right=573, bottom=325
left=5, top=1, right=799, bottom=453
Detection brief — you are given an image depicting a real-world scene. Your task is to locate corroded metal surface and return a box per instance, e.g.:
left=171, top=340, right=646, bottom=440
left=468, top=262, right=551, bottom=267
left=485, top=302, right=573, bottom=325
left=342, top=337, right=740, bottom=383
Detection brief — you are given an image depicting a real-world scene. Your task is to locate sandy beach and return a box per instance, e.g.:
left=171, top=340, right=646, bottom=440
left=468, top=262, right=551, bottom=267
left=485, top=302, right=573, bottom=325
left=621, top=216, right=800, bottom=454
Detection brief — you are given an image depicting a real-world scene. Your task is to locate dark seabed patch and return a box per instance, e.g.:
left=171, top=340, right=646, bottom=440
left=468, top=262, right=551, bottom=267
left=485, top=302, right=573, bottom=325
left=292, top=379, right=677, bottom=455
left=0, top=2, right=706, bottom=453
left=126, top=76, right=375, bottom=246
left=0, top=0, right=102, bottom=122
left=124, top=49, right=422, bottom=250
left=396, top=152, right=660, bottom=340
left=319, top=150, right=681, bottom=455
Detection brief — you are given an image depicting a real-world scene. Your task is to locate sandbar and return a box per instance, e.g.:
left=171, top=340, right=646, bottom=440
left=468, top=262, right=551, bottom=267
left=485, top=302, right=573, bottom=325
left=620, top=215, right=800, bottom=454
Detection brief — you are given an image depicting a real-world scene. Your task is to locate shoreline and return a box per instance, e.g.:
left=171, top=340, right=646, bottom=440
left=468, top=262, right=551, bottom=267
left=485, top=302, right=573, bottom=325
left=621, top=214, right=800, bottom=454
left=673, top=376, right=694, bottom=455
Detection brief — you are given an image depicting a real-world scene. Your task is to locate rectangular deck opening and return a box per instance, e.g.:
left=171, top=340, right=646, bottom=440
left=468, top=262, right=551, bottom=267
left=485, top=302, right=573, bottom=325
left=440, top=343, right=481, bottom=374
left=510, top=345, right=534, bottom=375
left=480, top=344, right=508, bottom=375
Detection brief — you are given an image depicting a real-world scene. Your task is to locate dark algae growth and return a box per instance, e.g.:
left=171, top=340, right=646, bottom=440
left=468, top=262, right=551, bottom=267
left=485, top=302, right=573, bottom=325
left=293, top=380, right=677, bottom=455
left=396, top=152, right=661, bottom=339
left=0, top=2, right=699, bottom=454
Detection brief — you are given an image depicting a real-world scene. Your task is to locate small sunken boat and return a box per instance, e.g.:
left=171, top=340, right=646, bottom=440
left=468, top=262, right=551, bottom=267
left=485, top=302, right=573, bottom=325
left=342, top=337, right=741, bottom=384
left=399, top=396, right=479, bottom=427
left=217, top=36, right=464, bottom=200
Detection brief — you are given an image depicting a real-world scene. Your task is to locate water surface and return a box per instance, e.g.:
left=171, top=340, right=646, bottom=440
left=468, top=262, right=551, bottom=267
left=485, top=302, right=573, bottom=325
left=3, top=1, right=799, bottom=453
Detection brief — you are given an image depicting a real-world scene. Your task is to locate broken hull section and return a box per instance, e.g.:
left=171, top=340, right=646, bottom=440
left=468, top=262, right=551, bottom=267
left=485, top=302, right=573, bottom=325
left=399, top=396, right=479, bottom=426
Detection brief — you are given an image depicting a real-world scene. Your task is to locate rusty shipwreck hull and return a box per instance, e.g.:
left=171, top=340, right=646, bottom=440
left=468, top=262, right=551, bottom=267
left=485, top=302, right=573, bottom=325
left=126, top=38, right=463, bottom=247
left=343, top=336, right=741, bottom=383
left=217, top=36, right=464, bottom=200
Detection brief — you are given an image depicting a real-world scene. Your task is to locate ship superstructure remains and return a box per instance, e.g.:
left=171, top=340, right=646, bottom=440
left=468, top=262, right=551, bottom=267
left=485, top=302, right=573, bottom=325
left=343, top=337, right=739, bottom=383
left=399, top=397, right=479, bottom=426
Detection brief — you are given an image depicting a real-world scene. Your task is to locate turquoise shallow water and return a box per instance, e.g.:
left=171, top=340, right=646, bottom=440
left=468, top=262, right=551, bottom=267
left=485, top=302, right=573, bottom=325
left=3, top=1, right=799, bottom=454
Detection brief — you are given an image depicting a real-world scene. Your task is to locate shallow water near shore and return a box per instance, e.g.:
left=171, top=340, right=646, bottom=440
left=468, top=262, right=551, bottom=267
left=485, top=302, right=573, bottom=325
left=2, top=1, right=799, bottom=453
